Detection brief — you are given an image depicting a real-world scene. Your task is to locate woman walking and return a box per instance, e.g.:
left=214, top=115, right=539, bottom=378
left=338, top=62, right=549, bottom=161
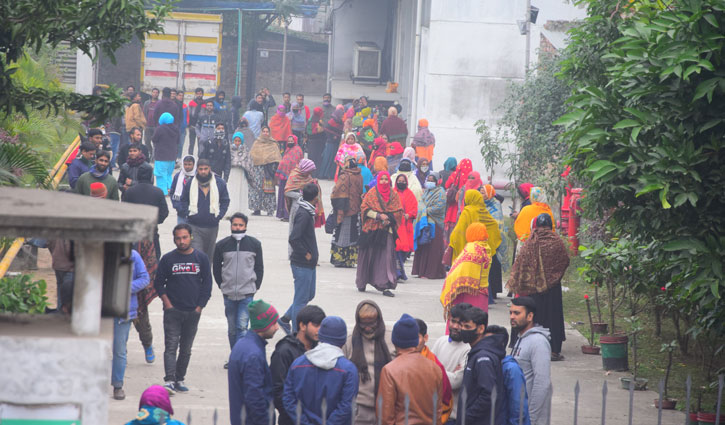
left=444, top=158, right=472, bottom=240
left=247, top=126, right=281, bottom=216
left=482, top=184, right=508, bottom=303
left=356, top=171, right=402, bottom=297
left=269, top=105, right=292, bottom=151
left=330, top=155, right=364, bottom=267
left=393, top=174, right=417, bottom=281
left=227, top=132, right=246, bottom=215
left=448, top=189, right=501, bottom=262
left=335, top=132, right=364, bottom=180
left=412, top=172, right=447, bottom=279
left=275, top=135, right=304, bottom=220
left=514, top=186, right=555, bottom=241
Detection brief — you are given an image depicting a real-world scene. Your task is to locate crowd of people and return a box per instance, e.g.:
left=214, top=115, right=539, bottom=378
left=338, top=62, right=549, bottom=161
left=59, top=85, right=571, bottom=425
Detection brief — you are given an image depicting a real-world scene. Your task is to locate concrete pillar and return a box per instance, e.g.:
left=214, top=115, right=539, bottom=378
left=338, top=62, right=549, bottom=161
left=71, top=241, right=104, bottom=336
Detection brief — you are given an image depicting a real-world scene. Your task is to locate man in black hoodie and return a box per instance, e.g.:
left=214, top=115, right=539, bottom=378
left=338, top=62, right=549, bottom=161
left=199, top=122, right=231, bottom=181
left=270, top=304, right=325, bottom=425
left=457, top=306, right=505, bottom=425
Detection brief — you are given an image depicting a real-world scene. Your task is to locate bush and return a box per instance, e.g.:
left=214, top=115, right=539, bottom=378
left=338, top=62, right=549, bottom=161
left=0, top=274, right=48, bottom=314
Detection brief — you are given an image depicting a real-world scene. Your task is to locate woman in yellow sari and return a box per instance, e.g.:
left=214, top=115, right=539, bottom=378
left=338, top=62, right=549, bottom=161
left=440, top=222, right=493, bottom=318
left=514, top=186, right=556, bottom=241
left=448, top=189, right=501, bottom=261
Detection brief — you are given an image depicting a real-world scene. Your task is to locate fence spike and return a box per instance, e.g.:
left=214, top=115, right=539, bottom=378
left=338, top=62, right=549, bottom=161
left=296, top=400, right=302, bottom=425
left=268, top=399, right=275, bottom=425
left=460, top=386, right=468, bottom=425
left=241, top=404, right=246, bottom=425
left=716, top=374, right=723, bottom=425
left=377, top=394, right=383, bottom=425
left=686, top=375, right=692, bottom=425
left=601, top=381, right=608, bottom=425
left=432, top=391, right=438, bottom=425
left=490, top=384, right=498, bottom=425
left=657, top=379, right=664, bottom=425
left=404, top=393, right=410, bottom=425
left=628, top=378, right=634, bottom=425
left=573, top=381, right=580, bottom=425
left=518, top=381, right=526, bottom=425
left=187, top=411, right=192, bottom=425
left=213, top=408, right=218, bottom=425
left=352, top=403, right=357, bottom=425
left=322, top=397, right=328, bottom=425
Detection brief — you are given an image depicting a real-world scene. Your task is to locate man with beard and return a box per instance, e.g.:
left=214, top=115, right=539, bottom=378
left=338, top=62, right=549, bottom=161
left=247, top=88, right=276, bottom=123
left=271, top=305, right=325, bottom=425
left=123, top=164, right=169, bottom=256
left=117, top=127, right=150, bottom=168
left=320, top=93, right=335, bottom=123
left=510, top=297, right=552, bottom=425
left=68, top=142, right=96, bottom=189
left=117, top=145, right=149, bottom=193
left=431, top=303, right=473, bottom=425
left=180, top=159, right=230, bottom=261
left=457, top=307, right=505, bottom=425
left=187, top=88, right=205, bottom=155
left=342, top=300, right=394, bottom=425
left=75, top=150, right=119, bottom=200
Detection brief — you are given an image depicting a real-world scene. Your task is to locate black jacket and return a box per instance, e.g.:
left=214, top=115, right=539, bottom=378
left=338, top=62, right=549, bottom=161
left=270, top=335, right=307, bottom=425
left=155, top=98, right=181, bottom=129
left=152, top=123, right=180, bottom=162
left=122, top=182, right=169, bottom=225
left=116, top=142, right=150, bottom=168
left=457, top=333, right=506, bottom=425
left=118, top=161, right=151, bottom=193
left=200, top=138, right=231, bottom=181
left=289, top=204, right=318, bottom=268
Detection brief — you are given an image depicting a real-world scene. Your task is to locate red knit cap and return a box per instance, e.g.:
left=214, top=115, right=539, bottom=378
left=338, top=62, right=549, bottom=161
left=89, top=182, right=107, bottom=198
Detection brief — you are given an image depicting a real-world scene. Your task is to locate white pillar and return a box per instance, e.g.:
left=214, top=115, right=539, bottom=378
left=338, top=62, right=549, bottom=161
left=71, top=241, right=105, bottom=336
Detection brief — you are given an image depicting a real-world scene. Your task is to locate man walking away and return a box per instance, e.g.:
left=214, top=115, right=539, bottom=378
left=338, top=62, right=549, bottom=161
left=415, top=319, right=453, bottom=424
left=485, top=325, right=531, bottom=425
left=123, top=164, right=169, bottom=258
left=154, top=224, right=213, bottom=393
left=143, top=88, right=160, bottom=157
left=279, top=183, right=319, bottom=335
left=187, top=88, right=205, bottom=155
left=456, top=307, right=505, bottom=425
left=510, top=296, right=552, bottom=425
left=75, top=150, right=119, bottom=200
left=152, top=112, right=180, bottom=194
left=155, top=87, right=181, bottom=131
left=430, top=303, right=473, bottom=425
left=214, top=212, right=264, bottom=368
left=271, top=305, right=326, bottom=425
left=228, top=299, right=280, bottom=425
left=378, top=314, right=442, bottom=425
left=68, top=142, right=95, bottom=189
left=180, top=158, right=230, bottom=261
left=283, top=316, right=359, bottom=425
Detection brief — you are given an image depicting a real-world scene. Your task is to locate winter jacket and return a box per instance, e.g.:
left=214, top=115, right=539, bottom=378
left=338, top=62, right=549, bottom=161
left=502, top=355, right=531, bottom=425
left=213, top=235, right=264, bottom=300
left=143, top=99, right=159, bottom=127
left=289, top=202, right=318, bottom=268
left=271, top=335, right=307, bottom=425
left=200, top=138, right=231, bottom=181
left=125, top=406, right=185, bottom=425
left=152, top=123, right=180, bottom=162
left=67, top=157, right=92, bottom=189
left=122, top=182, right=169, bottom=225
left=179, top=175, right=230, bottom=228
left=116, top=142, right=150, bottom=169
left=196, top=111, right=224, bottom=146
left=125, top=102, right=147, bottom=131
left=512, top=326, right=552, bottom=425
left=228, top=331, right=274, bottom=425
left=155, top=98, right=180, bottom=129
left=378, top=351, right=443, bottom=425
left=283, top=343, right=359, bottom=425
left=170, top=171, right=192, bottom=211
left=457, top=333, right=506, bottom=425
left=128, top=249, right=150, bottom=320
left=118, top=161, right=152, bottom=193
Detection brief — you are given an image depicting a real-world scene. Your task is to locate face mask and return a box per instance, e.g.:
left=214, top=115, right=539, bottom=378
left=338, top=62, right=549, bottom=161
left=287, top=142, right=295, bottom=147
left=231, top=230, right=246, bottom=240
left=420, top=166, right=429, bottom=173
left=460, top=329, right=478, bottom=344
left=396, top=182, right=407, bottom=190
left=214, top=130, right=225, bottom=138
left=424, top=181, right=436, bottom=189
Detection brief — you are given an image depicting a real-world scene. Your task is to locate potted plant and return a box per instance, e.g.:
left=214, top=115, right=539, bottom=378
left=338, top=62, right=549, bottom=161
left=654, top=340, right=677, bottom=409
left=581, top=294, right=600, bottom=355
left=591, top=283, right=608, bottom=334
left=619, top=315, right=647, bottom=390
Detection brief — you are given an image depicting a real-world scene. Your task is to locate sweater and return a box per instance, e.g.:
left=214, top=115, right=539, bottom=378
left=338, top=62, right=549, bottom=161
left=212, top=235, right=264, bottom=300
left=512, top=326, right=552, bottom=425
left=75, top=169, right=120, bottom=200
left=289, top=203, right=318, bottom=268
left=154, top=249, right=212, bottom=312
left=271, top=335, right=307, bottom=425
left=430, top=336, right=470, bottom=421
left=67, top=157, right=92, bottom=189
left=228, top=331, right=274, bottom=425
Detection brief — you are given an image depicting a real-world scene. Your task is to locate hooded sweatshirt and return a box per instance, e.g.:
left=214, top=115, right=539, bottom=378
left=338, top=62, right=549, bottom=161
left=283, top=343, right=359, bottom=425
left=511, top=326, right=552, bottom=425
left=271, top=335, right=308, bottom=425
left=457, top=333, right=506, bottom=425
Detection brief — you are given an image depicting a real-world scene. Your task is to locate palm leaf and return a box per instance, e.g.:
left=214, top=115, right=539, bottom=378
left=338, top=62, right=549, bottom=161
left=0, top=142, right=51, bottom=188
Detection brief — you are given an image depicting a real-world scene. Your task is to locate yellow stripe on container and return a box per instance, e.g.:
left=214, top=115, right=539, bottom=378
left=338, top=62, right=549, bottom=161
left=146, top=11, right=223, bottom=22
left=148, top=33, right=178, bottom=41
left=186, top=36, right=217, bottom=44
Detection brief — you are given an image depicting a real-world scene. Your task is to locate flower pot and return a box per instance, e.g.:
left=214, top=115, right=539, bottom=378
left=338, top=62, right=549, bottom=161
left=592, top=322, right=609, bottom=334
left=697, top=412, right=725, bottom=424
left=654, top=398, right=676, bottom=409
left=690, top=413, right=698, bottom=423
left=581, top=345, right=601, bottom=355
left=620, top=377, right=647, bottom=391
left=600, top=335, right=629, bottom=371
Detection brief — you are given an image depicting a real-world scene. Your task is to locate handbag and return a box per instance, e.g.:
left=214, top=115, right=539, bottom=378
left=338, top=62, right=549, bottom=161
left=324, top=212, right=337, bottom=234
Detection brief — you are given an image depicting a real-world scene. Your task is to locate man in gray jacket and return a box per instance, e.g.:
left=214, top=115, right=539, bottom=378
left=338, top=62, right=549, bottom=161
left=213, top=212, right=264, bottom=368
left=510, top=296, right=552, bottom=425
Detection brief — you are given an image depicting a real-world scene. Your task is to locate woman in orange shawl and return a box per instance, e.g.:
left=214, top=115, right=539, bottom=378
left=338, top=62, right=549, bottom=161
left=269, top=105, right=292, bottom=149
left=514, top=186, right=555, bottom=241
left=393, top=174, right=418, bottom=281
left=356, top=171, right=403, bottom=297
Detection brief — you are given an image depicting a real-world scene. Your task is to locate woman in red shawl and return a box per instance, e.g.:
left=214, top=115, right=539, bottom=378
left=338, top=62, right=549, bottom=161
left=269, top=104, right=293, bottom=151
left=393, top=174, right=417, bottom=281
left=369, top=135, right=389, bottom=165
left=443, top=158, right=472, bottom=240
left=275, top=135, right=303, bottom=220
left=356, top=171, right=403, bottom=297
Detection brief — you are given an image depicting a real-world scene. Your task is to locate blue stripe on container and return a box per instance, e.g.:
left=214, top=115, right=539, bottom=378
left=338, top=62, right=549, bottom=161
left=146, top=52, right=179, bottom=59
left=184, top=54, right=217, bottom=63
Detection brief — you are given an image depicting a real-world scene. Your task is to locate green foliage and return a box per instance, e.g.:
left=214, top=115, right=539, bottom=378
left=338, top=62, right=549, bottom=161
left=475, top=119, right=505, bottom=179
left=558, top=0, right=725, bottom=337
left=0, top=142, right=52, bottom=188
left=0, top=274, right=48, bottom=314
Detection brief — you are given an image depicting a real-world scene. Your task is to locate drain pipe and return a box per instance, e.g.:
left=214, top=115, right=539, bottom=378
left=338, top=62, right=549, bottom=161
left=409, top=0, right=423, bottom=146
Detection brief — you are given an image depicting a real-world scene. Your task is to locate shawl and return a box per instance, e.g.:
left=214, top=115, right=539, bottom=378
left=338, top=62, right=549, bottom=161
left=243, top=110, right=263, bottom=138
left=269, top=113, right=292, bottom=142
left=323, top=108, right=344, bottom=138
left=309, top=107, right=324, bottom=134
left=507, top=227, right=570, bottom=295
left=393, top=174, right=418, bottom=252
left=335, top=138, right=363, bottom=163
left=350, top=300, right=393, bottom=397
left=403, top=146, right=416, bottom=163
left=275, top=139, right=304, bottom=180
left=514, top=202, right=556, bottom=241
left=440, top=240, right=492, bottom=319
left=172, top=155, right=196, bottom=200
left=518, top=182, right=534, bottom=200
left=445, top=158, right=472, bottom=189
left=285, top=164, right=314, bottom=194
left=412, top=125, right=436, bottom=147
left=360, top=184, right=404, bottom=234
left=449, top=190, right=502, bottom=260
left=380, top=115, right=408, bottom=141
left=443, top=157, right=458, bottom=172
left=126, top=153, right=147, bottom=167
left=331, top=167, right=364, bottom=222
left=139, top=385, right=174, bottom=415
left=465, top=171, right=483, bottom=191
left=249, top=134, right=282, bottom=166
left=189, top=174, right=219, bottom=216
left=369, top=137, right=389, bottom=164
left=359, top=165, right=373, bottom=193
left=239, top=127, right=257, bottom=149
left=418, top=184, right=446, bottom=227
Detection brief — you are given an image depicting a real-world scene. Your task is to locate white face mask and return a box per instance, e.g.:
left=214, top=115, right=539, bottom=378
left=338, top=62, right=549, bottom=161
left=424, top=181, right=436, bottom=189
left=420, top=166, right=429, bottom=173
left=231, top=231, right=246, bottom=241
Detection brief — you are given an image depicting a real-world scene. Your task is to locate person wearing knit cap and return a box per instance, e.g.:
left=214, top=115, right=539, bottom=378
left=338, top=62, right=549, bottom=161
left=90, top=182, right=108, bottom=198
left=283, top=316, right=359, bottom=425
left=412, top=118, right=435, bottom=164
left=378, top=313, right=443, bottom=425
left=228, top=299, right=280, bottom=425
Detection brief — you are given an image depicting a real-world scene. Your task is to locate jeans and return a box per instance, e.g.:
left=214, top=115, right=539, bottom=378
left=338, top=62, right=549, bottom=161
left=109, top=132, right=121, bottom=166
left=284, top=264, right=316, bottom=333
left=177, top=128, right=187, bottom=159
left=154, top=160, right=175, bottom=194
left=223, top=295, right=253, bottom=349
left=133, top=293, right=153, bottom=349
left=54, top=270, right=74, bottom=312
left=112, top=318, right=132, bottom=388
left=188, top=127, right=197, bottom=155
left=163, top=307, right=201, bottom=382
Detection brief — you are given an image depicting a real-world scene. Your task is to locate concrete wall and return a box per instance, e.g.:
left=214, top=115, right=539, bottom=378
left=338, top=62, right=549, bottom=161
left=330, top=0, right=389, bottom=79
left=256, top=32, right=328, bottom=96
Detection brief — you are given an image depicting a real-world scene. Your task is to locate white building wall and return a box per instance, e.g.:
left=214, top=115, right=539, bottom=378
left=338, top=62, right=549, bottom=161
left=75, top=50, right=96, bottom=95
left=330, top=0, right=390, bottom=79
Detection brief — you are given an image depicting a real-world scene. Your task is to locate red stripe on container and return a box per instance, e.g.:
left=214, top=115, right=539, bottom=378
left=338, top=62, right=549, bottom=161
left=145, top=70, right=178, bottom=77
left=184, top=73, right=217, bottom=80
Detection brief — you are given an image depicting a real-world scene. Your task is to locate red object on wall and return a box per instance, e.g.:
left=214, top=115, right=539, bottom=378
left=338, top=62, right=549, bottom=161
left=568, top=188, right=583, bottom=254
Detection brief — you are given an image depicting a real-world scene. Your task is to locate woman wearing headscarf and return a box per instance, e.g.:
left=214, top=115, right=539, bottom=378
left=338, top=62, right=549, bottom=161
left=269, top=104, right=293, bottom=151
left=386, top=142, right=404, bottom=174
left=411, top=118, right=435, bottom=163
left=508, top=213, right=570, bottom=360
left=444, top=158, right=472, bottom=240
left=456, top=171, right=483, bottom=219
left=514, top=186, right=555, bottom=241
left=448, top=189, right=501, bottom=262
left=247, top=125, right=281, bottom=215
left=334, top=132, right=364, bottom=180
left=393, top=174, right=418, bottom=281
left=380, top=106, right=408, bottom=145
left=369, top=156, right=388, bottom=190
left=391, top=158, right=423, bottom=201
left=320, top=105, right=345, bottom=179
left=275, top=135, right=304, bottom=220
left=356, top=150, right=373, bottom=193
left=330, top=155, right=364, bottom=267
left=124, top=385, right=185, bottom=425
left=414, top=157, right=430, bottom=186
left=285, top=159, right=324, bottom=254
left=412, top=172, right=447, bottom=279
left=306, top=106, right=326, bottom=174
left=439, top=157, right=457, bottom=186
left=440, top=222, right=493, bottom=317
left=227, top=131, right=246, bottom=216
left=481, top=184, right=508, bottom=304
left=369, top=135, right=389, bottom=164
left=402, top=146, right=417, bottom=167
left=356, top=171, right=403, bottom=297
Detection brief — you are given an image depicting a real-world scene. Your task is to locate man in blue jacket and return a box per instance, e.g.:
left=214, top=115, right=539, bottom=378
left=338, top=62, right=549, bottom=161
left=283, top=316, right=359, bottom=425
left=457, top=307, right=505, bottom=425
left=485, top=325, right=531, bottom=425
left=68, top=142, right=96, bottom=189
left=228, top=299, right=280, bottom=425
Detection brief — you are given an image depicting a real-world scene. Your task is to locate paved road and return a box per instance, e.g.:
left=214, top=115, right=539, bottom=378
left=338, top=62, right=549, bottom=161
left=106, top=177, right=683, bottom=425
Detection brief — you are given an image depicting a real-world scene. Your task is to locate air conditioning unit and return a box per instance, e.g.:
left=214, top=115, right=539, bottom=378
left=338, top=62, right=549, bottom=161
left=353, top=42, right=381, bottom=80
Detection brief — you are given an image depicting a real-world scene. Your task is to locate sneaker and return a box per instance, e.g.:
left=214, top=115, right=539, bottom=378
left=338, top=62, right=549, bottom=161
left=277, top=318, right=292, bottom=335
left=144, top=346, right=155, bottom=364
left=113, top=387, right=125, bottom=400
left=163, top=381, right=176, bottom=395
left=224, top=361, right=229, bottom=370
left=175, top=381, right=189, bottom=392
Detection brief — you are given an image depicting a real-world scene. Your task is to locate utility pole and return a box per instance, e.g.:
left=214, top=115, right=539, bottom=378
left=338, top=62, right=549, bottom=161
left=525, top=0, right=531, bottom=74
left=281, top=19, right=289, bottom=93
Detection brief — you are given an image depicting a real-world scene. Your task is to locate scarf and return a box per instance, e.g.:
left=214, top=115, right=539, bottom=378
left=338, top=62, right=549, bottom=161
left=126, top=153, right=147, bottom=167
left=508, top=227, right=570, bottom=295
left=373, top=157, right=388, bottom=174
left=139, top=385, right=174, bottom=415
left=90, top=165, right=109, bottom=179
left=376, top=171, right=391, bottom=203
left=189, top=174, right=219, bottom=216
left=350, top=300, right=392, bottom=396
left=440, top=240, right=492, bottom=319
left=249, top=134, right=282, bottom=166
left=331, top=167, right=364, bottom=222
left=172, top=155, right=196, bottom=200
left=275, top=141, right=303, bottom=180
left=419, top=184, right=446, bottom=227
left=412, top=126, right=436, bottom=147
left=369, top=137, right=389, bottom=164
left=269, top=112, right=292, bottom=141
left=403, top=146, right=416, bottom=163
left=298, top=198, right=316, bottom=216
left=360, top=180, right=404, bottom=234
left=449, top=190, right=485, bottom=260
left=335, top=139, right=363, bottom=163
left=285, top=165, right=314, bottom=194
left=514, top=202, right=555, bottom=241
left=465, top=171, right=483, bottom=191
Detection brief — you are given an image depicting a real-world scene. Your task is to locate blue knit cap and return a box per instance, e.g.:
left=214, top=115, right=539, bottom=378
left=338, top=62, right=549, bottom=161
left=158, top=112, right=174, bottom=126
left=392, top=313, right=419, bottom=349
left=318, top=316, right=348, bottom=347
left=232, top=131, right=245, bottom=143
